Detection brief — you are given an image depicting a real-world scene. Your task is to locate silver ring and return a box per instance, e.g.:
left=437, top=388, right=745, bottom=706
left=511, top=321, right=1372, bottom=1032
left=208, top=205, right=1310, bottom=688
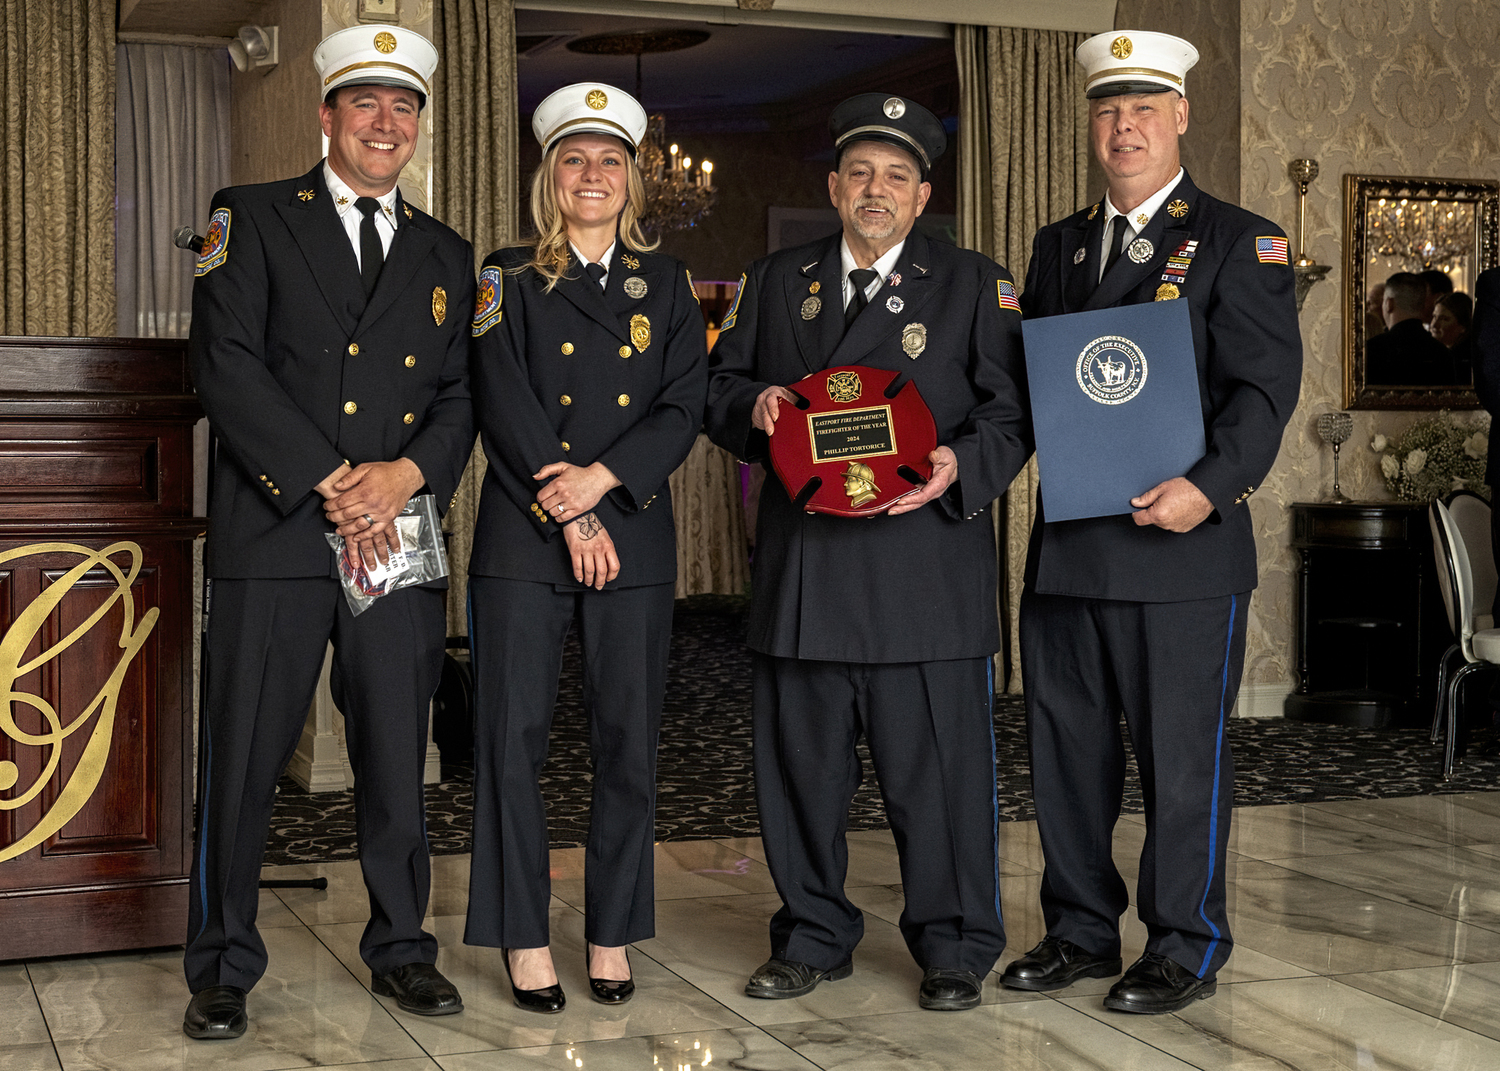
left=363, top=514, right=374, bottom=528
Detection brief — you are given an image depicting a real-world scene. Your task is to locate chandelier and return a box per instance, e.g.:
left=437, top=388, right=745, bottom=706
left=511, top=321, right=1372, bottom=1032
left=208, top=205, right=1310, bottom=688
left=1368, top=197, right=1474, bottom=272
left=566, top=29, right=719, bottom=235
left=637, top=114, right=716, bottom=235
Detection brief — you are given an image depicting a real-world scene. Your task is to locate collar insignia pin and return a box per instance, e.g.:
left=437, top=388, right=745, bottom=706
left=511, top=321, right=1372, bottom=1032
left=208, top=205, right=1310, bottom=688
left=1073, top=247, right=1087, bottom=265
left=296, top=189, right=315, bottom=202
left=885, top=295, right=904, bottom=314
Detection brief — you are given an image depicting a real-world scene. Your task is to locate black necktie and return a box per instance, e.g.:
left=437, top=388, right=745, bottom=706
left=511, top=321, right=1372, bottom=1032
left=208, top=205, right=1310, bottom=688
left=845, top=268, right=879, bottom=328
left=356, top=197, right=384, bottom=298
left=1101, top=214, right=1128, bottom=281
left=585, top=262, right=607, bottom=288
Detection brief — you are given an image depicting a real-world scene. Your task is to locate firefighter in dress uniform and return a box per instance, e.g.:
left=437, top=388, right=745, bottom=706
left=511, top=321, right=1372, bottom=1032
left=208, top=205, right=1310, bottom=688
left=183, top=26, right=472, bottom=1039
left=463, top=82, right=708, bottom=1013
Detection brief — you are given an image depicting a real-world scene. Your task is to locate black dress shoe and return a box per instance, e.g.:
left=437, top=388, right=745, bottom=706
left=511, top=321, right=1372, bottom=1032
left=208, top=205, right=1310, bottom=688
left=1103, top=952, right=1216, bottom=1014
left=502, top=949, right=566, bottom=1014
left=372, top=962, right=464, bottom=1016
left=587, top=944, right=635, bottom=1005
left=744, top=956, right=853, bottom=999
left=183, top=985, right=247, bottom=1040
left=1000, top=935, right=1122, bottom=992
left=918, top=968, right=982, bottom=1011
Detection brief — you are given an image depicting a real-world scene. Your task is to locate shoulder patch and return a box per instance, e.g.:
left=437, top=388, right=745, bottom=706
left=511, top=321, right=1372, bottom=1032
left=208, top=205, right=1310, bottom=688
left=472, top=265, right=503, bottom=337
left=1255, top=235, right=1289, bottom=265
left=996, top=279, right=1021, bottom=313
left=195, top=207, right=231, bottom=277
left=685, top=267, right=700, bottom=303
left=721, top=272, right=747, bottom=331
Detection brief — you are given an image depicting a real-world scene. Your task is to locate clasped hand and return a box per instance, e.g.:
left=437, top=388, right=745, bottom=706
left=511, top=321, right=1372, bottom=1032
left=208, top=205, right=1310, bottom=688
left=533, top=461, right=621, bottom=524
left=321, top=458, right=425, bottom=568
left=1130, top=476, right=1213, bottom=532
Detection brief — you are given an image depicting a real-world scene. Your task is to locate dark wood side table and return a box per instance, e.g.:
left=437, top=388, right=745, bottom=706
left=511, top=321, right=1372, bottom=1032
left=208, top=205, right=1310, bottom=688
left=1285, top=501, right=1448, bottom=728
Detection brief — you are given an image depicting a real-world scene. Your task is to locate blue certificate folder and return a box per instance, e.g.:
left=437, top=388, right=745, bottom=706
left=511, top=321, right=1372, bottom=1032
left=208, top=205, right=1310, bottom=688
left=1021, top=300, right=1205, bottom=522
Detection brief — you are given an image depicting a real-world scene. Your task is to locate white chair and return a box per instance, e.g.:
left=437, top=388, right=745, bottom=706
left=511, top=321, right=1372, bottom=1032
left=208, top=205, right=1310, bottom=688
left=1428, top=494, right=1500, bottom=778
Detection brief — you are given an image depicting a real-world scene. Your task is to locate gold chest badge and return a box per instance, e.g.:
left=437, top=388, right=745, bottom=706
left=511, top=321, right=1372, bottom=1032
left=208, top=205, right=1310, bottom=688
left=432, top=286, right=447, bottom=326
left=630, top=313, right=651, bottom=352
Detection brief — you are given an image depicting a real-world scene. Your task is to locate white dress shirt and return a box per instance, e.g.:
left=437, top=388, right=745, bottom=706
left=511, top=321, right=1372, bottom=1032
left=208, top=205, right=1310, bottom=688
left=323, top=161, right=398, bottom=271
left=1099, top=167, right=1185, bottom=281
left=840, top=236, right=906, bottom=310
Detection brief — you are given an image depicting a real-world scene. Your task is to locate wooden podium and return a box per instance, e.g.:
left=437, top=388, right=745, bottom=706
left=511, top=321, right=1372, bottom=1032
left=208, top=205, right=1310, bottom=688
left=0, top=336, right=202, bottom=958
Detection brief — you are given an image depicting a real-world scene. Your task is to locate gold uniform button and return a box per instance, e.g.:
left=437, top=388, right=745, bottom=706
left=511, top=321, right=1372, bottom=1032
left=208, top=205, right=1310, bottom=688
left=272, top=489, right=281, bottom=495
left=259, top=474, right=268, bottom=482
left=618, top=345, right=631, bottom=358
left=561, top=342, right=575, bottom=355
left=348, top=343, right=359, bottom=356
left=561, top=441, right=571, bottom=451
left=559, top=394, right=572, bottom=406
left=343, top=401, right=357, bottom=415
left=617, top=394, right=630, bottom=406
left=403, top=412, right=415, bottom=425
left=404, top=355, right=416, bottom=368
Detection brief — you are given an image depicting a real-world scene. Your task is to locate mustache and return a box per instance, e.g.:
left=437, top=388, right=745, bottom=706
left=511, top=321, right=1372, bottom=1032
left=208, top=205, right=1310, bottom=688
left=854, top=196, right=895, bottom=213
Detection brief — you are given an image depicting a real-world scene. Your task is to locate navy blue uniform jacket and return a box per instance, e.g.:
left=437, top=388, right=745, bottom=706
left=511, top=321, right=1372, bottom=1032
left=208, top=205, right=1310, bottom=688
left=189, top=163, right=476, bottom=580
left=468, top=245, right=708, bottom=589
left=705, top=229, right=1033, bottom=663
left=1021, top=172, right=1302, bottom=602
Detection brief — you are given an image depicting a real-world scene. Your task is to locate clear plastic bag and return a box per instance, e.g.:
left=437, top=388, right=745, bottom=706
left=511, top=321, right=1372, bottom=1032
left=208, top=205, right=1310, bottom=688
left=325, top=493, right=449, bottom=616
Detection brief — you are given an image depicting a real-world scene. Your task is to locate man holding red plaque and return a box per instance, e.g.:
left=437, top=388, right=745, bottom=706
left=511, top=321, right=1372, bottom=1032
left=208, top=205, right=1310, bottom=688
left=1002, top=32, right=1301, bottom=1013
left=705, top=93, right=1031, bottom=1011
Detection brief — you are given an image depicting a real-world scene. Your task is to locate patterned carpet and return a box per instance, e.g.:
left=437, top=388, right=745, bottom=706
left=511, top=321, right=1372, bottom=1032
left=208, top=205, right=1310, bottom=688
left=264, top=597, right=1500, bottom=866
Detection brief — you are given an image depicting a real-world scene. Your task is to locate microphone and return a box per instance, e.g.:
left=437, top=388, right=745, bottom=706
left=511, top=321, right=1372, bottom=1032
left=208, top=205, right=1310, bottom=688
left=173, top=225, right=204, bottom=254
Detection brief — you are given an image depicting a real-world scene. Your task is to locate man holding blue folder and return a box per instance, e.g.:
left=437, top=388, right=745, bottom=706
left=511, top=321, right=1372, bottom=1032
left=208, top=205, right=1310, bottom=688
left=1000, top=31, right=1301, bottom=1013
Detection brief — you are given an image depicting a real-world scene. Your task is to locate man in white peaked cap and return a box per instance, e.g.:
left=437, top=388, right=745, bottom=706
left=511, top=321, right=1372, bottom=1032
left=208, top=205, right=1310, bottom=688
left=183, top=24, right=474, bottom=1039
left=1001, top=30, right=1301, bottom=1013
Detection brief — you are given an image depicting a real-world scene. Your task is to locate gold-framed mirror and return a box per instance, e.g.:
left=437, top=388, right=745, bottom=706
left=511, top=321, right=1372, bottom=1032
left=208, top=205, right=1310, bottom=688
left=1343, top=174, right=1499, bottom=410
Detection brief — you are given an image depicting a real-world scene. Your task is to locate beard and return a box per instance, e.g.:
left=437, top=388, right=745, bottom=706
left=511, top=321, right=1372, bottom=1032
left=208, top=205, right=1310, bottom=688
left=848, top=197, right=900, bottom=241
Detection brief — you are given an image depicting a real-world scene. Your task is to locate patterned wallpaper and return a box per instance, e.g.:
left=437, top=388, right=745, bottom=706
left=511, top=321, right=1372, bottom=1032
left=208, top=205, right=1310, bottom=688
left=1240, top=0, right=1500, bottom=700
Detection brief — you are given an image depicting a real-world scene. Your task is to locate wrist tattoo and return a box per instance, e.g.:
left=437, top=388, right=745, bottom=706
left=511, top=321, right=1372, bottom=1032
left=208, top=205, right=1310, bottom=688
left=574, top=512, right=602, bottom=540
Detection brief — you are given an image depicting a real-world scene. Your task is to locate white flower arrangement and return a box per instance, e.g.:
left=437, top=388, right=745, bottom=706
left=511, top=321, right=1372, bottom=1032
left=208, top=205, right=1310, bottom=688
left=1370, top=411, right=1490, bottom=502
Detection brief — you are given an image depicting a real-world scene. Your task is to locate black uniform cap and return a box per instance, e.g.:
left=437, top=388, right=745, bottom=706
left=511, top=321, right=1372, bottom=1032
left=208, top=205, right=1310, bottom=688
left=830, top=93, right=946, bottom=177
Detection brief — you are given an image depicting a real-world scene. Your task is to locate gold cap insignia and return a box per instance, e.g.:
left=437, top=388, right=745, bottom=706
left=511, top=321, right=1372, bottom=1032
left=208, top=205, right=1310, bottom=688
left=801, top=296, right=821, bottom=320
left=902, top=323, right=927, bottom=360
left=297, top=189, right=315, bottom=202
left=1167, top=199, right=1189, bottom=219
left=827, top=370, right=862, bottom=403
left=621, top=252, right=640, bottom=269
left=1111, top=36, right=1133, bottom=59
left=432, top=286, right=447, bottom=326
left=630, top=313, right=651, bottom=352
left=374, top=32, right=397, bottom=54
left=1155, top=282, right=1180, bottom=301
left=586, top=89, right=608, bottom=110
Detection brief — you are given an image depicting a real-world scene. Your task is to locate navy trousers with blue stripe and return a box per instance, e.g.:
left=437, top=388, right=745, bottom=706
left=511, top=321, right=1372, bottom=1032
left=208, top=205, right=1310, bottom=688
left=1019, top=590, right=1247, bottom=979
left=751, top=654, right=1006, bottom=977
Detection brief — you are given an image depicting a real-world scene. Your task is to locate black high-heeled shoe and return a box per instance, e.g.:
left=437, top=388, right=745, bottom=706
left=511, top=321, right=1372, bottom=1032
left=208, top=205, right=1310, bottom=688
left=587, top=943, right=635, bottom=1005
left=503, top=948, right=566, bottom=1014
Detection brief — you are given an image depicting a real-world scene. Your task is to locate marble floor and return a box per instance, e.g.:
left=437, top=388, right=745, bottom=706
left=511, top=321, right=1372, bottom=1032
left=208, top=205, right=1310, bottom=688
left=13, top=791, right=1500, bottom=1070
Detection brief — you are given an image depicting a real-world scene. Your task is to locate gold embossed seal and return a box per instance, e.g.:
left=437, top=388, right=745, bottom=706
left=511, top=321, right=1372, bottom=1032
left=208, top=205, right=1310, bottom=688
left=826, top=370, right=862, bottom=403
left=374, top=31, right=398, bottom=54
left=586, top=89, right=608, bottom=110
left=1111, top=36, right=1133, bottom=59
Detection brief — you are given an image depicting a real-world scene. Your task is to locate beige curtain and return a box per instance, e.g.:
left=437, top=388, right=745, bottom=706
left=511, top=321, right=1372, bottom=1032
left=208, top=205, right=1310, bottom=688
left=433, top=0, right=519, bottom=637
left=116, top=43, right=232, bottom=339
left=0, top=0, right=115, bottom=335
left=956, top=24, right=1089, bottom=692
left=669, top=434, right=751, bottom=599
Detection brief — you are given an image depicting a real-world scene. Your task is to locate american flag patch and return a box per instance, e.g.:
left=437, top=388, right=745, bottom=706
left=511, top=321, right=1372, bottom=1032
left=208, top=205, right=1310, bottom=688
left=1255, top=236, right=1289, bottom=264
left=997, top=279, right=1021, bottom=312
